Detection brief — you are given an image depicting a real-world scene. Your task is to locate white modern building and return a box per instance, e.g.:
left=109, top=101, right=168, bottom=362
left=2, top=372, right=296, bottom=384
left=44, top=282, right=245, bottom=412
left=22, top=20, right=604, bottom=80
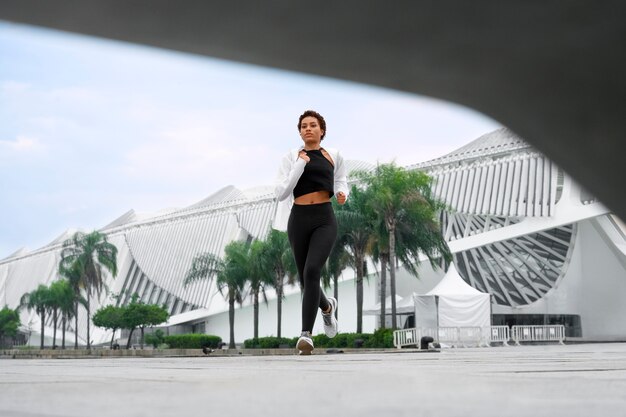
left=2, top=128, right=625, bottom=346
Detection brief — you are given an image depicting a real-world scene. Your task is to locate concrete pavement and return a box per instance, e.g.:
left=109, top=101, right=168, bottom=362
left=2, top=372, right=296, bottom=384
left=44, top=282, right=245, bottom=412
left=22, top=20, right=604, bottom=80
left=2, top=343, right=626, bottom=417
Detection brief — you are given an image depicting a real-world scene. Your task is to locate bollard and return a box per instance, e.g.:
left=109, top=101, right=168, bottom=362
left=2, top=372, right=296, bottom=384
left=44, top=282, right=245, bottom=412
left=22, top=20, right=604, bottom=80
left=420, top=336, right=434, bottom=350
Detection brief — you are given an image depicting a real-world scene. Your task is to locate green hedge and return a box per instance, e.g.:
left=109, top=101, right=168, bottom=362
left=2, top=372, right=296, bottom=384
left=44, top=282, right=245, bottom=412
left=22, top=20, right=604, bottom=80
left=163, top=334, right=222, bottom=349
left=313, top=333, right=371, bottom=348
left=243, top=337, right=297, bottom=349
left=364, top=328, right=395, bottom=348
left=244, top=329, right=394, bottom=349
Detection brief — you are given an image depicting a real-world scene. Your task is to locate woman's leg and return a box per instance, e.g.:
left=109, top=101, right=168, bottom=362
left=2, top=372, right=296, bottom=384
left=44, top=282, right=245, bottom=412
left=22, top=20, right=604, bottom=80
left=300, top=221, right=337, bottom=332
left=287, top=206, right=311, bottom=292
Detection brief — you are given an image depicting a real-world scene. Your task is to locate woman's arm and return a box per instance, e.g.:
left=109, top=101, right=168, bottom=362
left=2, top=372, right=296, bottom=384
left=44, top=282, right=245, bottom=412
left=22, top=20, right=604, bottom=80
left=275, top=151, right=307, bottom=201
left=334, top=150, right=349, bottom=203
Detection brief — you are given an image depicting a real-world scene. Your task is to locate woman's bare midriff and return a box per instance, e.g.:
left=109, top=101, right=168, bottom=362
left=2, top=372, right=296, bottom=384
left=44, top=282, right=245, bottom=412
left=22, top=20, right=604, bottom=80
left=294, top=190, right=331, bottom=205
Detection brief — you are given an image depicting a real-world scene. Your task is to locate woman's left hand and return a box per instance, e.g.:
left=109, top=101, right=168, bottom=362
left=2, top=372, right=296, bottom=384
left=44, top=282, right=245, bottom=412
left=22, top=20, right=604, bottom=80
left=336, top=192, right=346, bottom=205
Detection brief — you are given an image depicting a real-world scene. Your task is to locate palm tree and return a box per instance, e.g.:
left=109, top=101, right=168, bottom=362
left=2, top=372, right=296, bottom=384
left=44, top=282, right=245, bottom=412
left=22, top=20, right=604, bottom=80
left=370, top=219, right=391, bottom=329
left=59, top=231, right=118, bottom=349
left=46, top=279, right=78, bottom=349
left=361, top=163, right=451, bottom=328
left=20, top=284, right=51, bottom=349
left=370, top=193, right=429, bottom=329
left=371, top=203, right=439, bottom=329
left=53, top=279, right=82, bottom=349
left=184, top=241, right=248, bottom=349
left=256, top=229, right=296, bottom=338
left=334, top=185, right=375, bottom=333
left=59, top=259, right=87, bottom=349
left=48, top=280, right=64, bottom=348
left=248, top=240, right=272, bottom=340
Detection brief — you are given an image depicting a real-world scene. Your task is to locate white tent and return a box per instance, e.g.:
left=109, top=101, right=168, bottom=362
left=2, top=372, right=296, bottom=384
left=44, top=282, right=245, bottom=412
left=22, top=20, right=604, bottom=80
left=413, top=263, right=491, bottom=328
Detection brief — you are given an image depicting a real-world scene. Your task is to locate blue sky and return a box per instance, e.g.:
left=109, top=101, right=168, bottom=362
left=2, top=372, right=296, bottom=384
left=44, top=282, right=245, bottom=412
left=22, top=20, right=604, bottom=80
left=0, top=21, right=501, bottom=258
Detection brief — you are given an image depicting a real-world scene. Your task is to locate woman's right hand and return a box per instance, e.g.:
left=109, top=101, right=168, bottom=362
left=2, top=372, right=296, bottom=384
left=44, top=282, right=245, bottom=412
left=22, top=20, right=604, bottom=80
left=298, top=150, right=310, bottom=163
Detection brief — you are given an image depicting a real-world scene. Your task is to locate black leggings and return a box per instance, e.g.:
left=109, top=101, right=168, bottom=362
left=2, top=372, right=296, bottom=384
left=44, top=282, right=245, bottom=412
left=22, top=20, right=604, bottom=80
left=287, top=202, right=337, bottom=333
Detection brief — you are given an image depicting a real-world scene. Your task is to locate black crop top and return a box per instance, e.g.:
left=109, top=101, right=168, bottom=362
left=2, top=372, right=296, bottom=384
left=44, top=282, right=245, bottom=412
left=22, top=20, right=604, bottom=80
left=293, top=149, right=334, bottom=198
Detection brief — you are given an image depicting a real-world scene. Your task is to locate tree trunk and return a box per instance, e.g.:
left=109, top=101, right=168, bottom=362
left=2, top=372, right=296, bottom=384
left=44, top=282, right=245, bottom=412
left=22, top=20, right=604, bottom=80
left=110, top=329, right=116, bottom=349
left=40, top=309, right=45, bottom=350
left=126, top=328, right=136, bottom=349
left=253, top=291, right=259, bottom=340
left=74, top=301, right=79, bottom=349
left=61, top=316, right=66, bottom=349
left=140, top=326, right=144, bottom=349
left=389, top=223, right=398, bottom=329
left=380, top=254, right=388, bottom=329
left=52, top=309, right=58, bottom=349
left=86, top=291, right=91, bottom=349
left=276, top=277, right=283, bottom=338
left=356, top=253, right=364, bottom=334
left=228, top=296, right=236, bottom=349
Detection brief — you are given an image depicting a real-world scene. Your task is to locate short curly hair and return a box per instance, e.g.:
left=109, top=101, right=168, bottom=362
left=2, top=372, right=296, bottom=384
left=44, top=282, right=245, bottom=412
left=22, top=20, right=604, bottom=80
left=297, top=110, right=326, bottom=140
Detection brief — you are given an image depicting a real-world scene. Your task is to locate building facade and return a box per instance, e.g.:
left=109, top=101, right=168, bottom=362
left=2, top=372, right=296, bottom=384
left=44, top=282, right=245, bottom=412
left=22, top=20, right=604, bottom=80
left=1, top=128, right=625, bottom=345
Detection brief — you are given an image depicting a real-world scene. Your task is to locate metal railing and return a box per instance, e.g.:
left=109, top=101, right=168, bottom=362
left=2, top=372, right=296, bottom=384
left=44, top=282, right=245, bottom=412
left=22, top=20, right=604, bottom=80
left=393, top=326, right=488, bottom=349
left=393, top=324, right=565, bottom=349
left=511, top=325, right=565, bottom=345
left=393, top=328, right=420, bottom=348
left=487, top=325, right=510, bottom=345
left=457, top=327, right=485, bottom=347
left=435, top=327, right=459, bottom=346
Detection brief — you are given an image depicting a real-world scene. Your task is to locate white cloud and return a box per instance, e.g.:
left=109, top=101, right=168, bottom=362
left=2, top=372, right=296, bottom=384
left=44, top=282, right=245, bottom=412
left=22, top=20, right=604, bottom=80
left=1, top=81, right=30, bottom=93
left=47, top=86, right=103, bottom=103
left=29, top=116, right=80, bottom=131
left=326, top=94, right=501, bottom=166
left=119, top=107, right=282, bottom=190
left=59, top=203, right=89, bottom=215
left=123, top=123, right=234, bottom=180
left=0, top=135, right=45, bottom=152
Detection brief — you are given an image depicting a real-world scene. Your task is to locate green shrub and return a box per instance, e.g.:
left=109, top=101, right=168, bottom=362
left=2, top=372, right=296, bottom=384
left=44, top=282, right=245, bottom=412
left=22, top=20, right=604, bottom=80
left=163, top=334, right=222, bottom=349
left=316, top=331, right=392, bottom=348
left=243, top=330, right=395, bottom=349
left=243, top=338, right=256, bottom=349
left=314, top=332, right=369, bottom=348
left=364, top=328, right=395, bottom=348
left=144, top=329, right=165, bottom=348
left=312, top=334, right=331, bottom=347
left=243, top=336, right=295, bottom=349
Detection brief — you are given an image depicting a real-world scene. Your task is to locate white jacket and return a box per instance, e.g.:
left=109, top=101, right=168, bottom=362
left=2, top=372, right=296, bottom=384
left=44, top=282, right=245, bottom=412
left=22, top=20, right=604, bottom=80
left=272, top=146, right=349, bottom=231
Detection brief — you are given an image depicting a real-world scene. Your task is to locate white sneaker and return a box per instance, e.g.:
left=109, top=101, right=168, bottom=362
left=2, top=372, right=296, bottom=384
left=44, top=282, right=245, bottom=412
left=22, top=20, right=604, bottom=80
left=296, top=332, right=314, bottom=355
left=322, top=297, right=338, bottom=338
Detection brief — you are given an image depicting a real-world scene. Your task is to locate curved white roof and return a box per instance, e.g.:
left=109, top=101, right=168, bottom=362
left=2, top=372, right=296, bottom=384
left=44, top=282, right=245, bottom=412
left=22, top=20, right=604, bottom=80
left=241, top=185, right=275, bottom=200
left=185, top=185, right=247, bottom=210
left=409, top=128, right=531, bottom=170
left=46, top=228, right=84, bottom=247
left=0, top=247, right=29, bottom=261
left=101, top=210, right=139, bottom=230
left=346, top=159, right=375, bottom=175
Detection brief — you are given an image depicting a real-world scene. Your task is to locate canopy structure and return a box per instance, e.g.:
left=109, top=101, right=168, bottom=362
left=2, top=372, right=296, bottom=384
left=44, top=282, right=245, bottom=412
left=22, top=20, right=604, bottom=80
left=413, top=264, right=491, bottom=328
